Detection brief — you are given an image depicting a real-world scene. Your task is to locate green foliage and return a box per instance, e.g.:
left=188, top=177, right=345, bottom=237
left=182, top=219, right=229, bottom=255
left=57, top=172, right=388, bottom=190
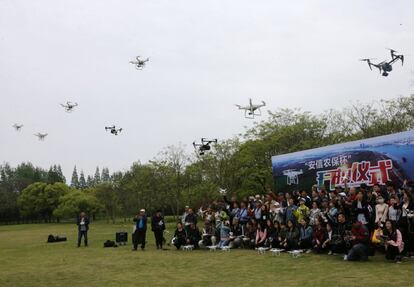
left=17, top=182, right=69, bottom=221
left=53, top=189, right=102, bottom=219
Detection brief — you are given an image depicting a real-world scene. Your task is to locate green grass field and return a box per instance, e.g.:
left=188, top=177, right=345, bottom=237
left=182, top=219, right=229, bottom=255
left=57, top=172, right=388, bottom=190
left=0, top=221, right=413, bottom=287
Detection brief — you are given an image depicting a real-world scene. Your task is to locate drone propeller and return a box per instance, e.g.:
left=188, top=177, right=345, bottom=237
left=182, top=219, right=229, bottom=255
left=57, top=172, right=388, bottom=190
left=386, top=48, right=398, bottom=53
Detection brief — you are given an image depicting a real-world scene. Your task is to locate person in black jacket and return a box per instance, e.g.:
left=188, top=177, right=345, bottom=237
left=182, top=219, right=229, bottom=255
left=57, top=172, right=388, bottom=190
left=151, top=210, right=166, bottom=250
left=77, top=212, right=89, bottom=247
left=173, top=222, right=187, bottom=250
left=132, top=209, right=147, bottom=251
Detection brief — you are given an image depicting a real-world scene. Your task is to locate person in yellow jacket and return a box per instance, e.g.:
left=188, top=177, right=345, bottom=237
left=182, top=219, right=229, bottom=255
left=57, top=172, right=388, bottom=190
left=294, top=198, right=310, bottom=223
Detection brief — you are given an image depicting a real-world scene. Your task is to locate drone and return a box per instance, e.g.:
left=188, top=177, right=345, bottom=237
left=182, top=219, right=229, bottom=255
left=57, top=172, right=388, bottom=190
left=60, top=101, right=78, bottom=112
left=235, top=98, right=266, bottom=119
left=282, top=169, right=303, bottom=185
left=192, top=138, right=217, bottom=155
left=360, top=49, right=404, bottom=77
left=105, top=126, right=123, bottom=135
left=13, top=124, right=23, bottom=131
left=34, top=133, right=48, bottom=141
left=129, top=56, right=149, bottom=70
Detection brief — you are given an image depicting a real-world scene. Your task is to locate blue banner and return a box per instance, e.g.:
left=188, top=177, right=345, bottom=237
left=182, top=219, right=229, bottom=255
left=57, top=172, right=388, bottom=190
left=271, top=130, right=414, bottom=191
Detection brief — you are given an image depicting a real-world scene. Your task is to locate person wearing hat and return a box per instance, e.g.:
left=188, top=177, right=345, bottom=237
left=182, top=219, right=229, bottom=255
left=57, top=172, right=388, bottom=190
left=151, top=210, right=166, bottom=250
left=294, top=197, right=310, bottom=223
left=132, top=209, right=147, bottom=251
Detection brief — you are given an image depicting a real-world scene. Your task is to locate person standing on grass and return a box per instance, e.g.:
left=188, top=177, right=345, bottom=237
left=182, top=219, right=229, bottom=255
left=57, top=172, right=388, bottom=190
left=77, top=212, right=89, bottom=247
left=132, top=209, right=147, bottom=251
left=151, top=210, right=165, bottom=250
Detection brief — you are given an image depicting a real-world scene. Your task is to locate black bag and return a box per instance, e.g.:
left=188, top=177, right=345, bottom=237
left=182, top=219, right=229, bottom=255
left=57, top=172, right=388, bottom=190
left=104, top=240, right=118, bottom=248
left=47, top=234, right=67, bottom=243
left=116, top=232, right=128, bottom=243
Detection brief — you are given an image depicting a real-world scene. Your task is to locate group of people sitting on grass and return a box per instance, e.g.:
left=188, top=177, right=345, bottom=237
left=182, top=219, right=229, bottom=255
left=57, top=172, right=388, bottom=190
left=168, top=180, right=414, bottom=263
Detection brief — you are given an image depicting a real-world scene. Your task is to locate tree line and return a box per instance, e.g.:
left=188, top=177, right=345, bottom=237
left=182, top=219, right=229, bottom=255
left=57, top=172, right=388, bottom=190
left=1, top=95, right=413, bottom=224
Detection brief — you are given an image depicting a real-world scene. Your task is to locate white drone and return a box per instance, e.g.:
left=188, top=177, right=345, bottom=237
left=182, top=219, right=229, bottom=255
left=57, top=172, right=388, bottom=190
left=235, top=98, right=266, bottom=119
left=34, top=133, right=48, bottom=141
left=13, top=124, right=23, bottom=131
left=129, top=56, right=149, bottom=70
left=60, top=101, right=78, bottom=113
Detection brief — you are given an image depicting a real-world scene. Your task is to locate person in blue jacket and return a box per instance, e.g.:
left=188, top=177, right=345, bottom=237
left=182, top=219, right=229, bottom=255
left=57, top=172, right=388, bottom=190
left=132, top=209, right=147, bottom=251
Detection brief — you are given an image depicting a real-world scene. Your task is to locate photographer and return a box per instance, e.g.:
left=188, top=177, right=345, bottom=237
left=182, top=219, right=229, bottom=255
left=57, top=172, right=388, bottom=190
left=132, top=209, right=147, bottom=251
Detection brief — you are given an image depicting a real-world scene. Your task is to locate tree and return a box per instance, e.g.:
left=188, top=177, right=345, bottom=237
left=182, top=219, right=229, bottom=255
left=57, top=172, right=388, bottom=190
left=95, top=183, right=118, bottom=223
left=79, top=171, right=87, bottom=189
left=70, top=166, right=79, bottom=189
left=54, top=189, right=102, bottom=219
left=101, top=167, right=110, bottom=183
left=94, top=167, right=101, bottom=186
left=17, top=182, right=69, bottom=222
left=86, top=175, right=94, bottom=188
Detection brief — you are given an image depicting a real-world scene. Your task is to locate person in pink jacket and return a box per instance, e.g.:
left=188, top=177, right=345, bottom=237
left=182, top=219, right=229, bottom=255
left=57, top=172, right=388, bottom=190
left=383, top=220, right=404, bottom=263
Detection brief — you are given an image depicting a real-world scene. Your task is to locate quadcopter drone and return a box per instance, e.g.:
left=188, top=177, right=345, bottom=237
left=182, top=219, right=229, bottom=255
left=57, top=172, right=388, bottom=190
left=129, top=56, right=149, bottom=70
left=13, top=124, right=23, bottom=131
left=60, top=101, right=78, bottom=112
left=34, top=133, right=48, bottom=141
left=235, top=98, right=266, bottom=119
left=193, top=138, right=217, bottom=155
left=360, top=48, right=404, bottom=77
left=105, top=126, right=123, bottom=135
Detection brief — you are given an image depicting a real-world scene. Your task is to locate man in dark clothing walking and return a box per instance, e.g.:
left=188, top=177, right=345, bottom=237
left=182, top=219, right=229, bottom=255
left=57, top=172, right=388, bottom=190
left=77, top=212, right=89, bottom=247
left=132, top=209, right=147, bottom=251
left=151, top=210, right=166, bottom=249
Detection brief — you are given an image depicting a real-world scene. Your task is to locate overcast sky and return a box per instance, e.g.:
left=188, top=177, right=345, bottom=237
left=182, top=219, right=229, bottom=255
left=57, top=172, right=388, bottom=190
left=0, top=0, right=413, bottom=180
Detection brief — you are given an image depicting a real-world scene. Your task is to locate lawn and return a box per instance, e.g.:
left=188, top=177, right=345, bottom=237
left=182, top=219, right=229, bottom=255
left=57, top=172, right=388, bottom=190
left=0, top=221, right=412, bottom=287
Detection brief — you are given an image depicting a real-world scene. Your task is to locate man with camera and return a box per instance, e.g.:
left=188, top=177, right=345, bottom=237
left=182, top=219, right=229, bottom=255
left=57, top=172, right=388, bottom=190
left=132, top=209, right=147, bottom=251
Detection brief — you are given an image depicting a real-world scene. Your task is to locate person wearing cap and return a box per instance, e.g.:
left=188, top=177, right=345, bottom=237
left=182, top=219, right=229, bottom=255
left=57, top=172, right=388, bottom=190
left=151, top=210, right=166, bottom=250
left=285, top=198, right=297, bottom=225
left=294, top=197, right=310, bottom=223
left=132, top=209, right=147, bottom=251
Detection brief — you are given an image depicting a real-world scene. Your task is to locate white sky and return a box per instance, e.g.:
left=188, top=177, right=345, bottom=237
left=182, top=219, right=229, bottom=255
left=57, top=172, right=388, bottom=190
left=0, top=0, right=413, bottom=179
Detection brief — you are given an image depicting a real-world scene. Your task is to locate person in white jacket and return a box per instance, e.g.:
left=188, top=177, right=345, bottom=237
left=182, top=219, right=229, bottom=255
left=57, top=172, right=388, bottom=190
left=375, top=195, right=388, bottom=226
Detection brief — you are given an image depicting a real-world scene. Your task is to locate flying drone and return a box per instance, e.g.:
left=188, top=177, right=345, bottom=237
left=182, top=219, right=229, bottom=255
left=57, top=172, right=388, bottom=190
left=60, top=101, right=78, bottom=112
left=34, top=133, right=48, bottom=141
left=105, top=126, right=123, bottom=135
left=129, top=56, right=149, bottom=70
left=13, top=124, right=23, bottom=131
left=235, top=98, right=266, bottom=119
left=193, top=138, right=217, bottom=155
left=360, top=48, right=404, bottom=77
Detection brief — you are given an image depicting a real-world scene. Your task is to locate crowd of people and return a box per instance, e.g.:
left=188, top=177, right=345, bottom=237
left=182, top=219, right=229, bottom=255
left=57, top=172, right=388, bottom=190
left=77, top=179, right=414, bottom=263
left=164, top=180, right=413, bottom=263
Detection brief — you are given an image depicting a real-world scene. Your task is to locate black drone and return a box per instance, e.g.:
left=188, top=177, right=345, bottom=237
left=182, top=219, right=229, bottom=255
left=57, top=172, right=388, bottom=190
left=193, top=138, right=217, bottom=155
left=13, top=124, right=23, bottom=131
left=361, top=49, right=404, bottom=77
left=105, top=126, right=123, bottom=135
left=129, top=56, right=149, bottom=70
left=60, top=101, right=78, bottom=112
